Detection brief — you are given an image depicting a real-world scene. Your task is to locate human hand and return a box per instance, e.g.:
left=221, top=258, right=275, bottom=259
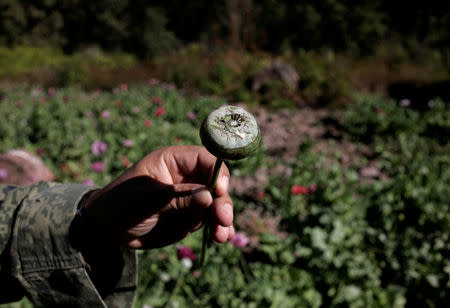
left=81, top=145, right=234, bottom=249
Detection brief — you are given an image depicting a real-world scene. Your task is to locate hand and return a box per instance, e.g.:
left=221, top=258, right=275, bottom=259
left=82, top=145, right=235, bottom=249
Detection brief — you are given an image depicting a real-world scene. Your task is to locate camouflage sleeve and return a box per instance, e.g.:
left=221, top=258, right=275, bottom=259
left=0, top=182, right=137, bottom=308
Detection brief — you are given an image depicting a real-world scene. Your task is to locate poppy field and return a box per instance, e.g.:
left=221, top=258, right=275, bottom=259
left=0, top=82, right=449, bottom=308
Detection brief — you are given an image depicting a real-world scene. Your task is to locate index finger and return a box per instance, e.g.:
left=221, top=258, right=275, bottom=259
left=162, top=145, right=231, bottom=186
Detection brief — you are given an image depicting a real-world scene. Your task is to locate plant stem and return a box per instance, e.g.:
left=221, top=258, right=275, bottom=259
left=199, top=157, right=223, bottom=267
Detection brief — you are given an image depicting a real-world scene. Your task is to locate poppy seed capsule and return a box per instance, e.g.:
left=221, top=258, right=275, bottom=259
left=200, top=106, right=261, bottom=160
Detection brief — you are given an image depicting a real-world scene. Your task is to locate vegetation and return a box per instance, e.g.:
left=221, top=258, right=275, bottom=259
left=0, top=83, right=448, bottom=307
left=2, top=1, right=450, bottom=57
left=0, top=1, right=449, bottom=307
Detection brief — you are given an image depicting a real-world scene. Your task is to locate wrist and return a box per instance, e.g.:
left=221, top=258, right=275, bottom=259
left=69, top=189, right=100, bottom=252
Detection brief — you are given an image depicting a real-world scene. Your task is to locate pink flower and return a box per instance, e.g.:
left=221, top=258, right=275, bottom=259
left=121, top=156, right=132, bottom=168
left=91, top=161, right=105, bottom=172
left=123, top=139, right=133, bottom=147
left=91, top=140, right=108, bottom=155
left=132, top=106, right=140, bottom=113
left=176, top=246, right=196, bottom=261
left=151, top=96, right=164, bottom=105
left=399, top=98, right=411, bottom=107
left=120, top=83, right=128, bottom=91
left=36, top=148, right=45, bottom=155
left=86, top=110, right=94, bottom=118
left=101, top=110, right=111, bottom=119
left=144, top=119, right=152, bottom=127
left=291, top=185, right=308, bottom=195
left=308, top=184, right=317, bottom=193
left=257, top=191, right=265, bottom=200
left=0, top=168, right=8, bottom=180
left=148, top=78, right=159, bottom=87
left=230, top=232, right=250, bottom=248
left=82, top=178, right=95, bottom=186
left=187, top=112, right=197, bottom=120
left=61, top=164, right=69, bottom=172
left=155, top=107, right=165, bottom=117
left=193, top=271, right=201, bottom=278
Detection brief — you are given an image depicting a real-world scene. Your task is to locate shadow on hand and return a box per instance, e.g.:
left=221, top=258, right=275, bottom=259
left=89, top=176, right=207, bottom=249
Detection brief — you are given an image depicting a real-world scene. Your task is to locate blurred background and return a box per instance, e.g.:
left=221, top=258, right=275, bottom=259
left=0, top=1, right=449, bottom=307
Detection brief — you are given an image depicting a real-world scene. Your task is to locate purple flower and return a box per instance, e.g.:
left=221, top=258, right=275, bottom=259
left=91, top=140, right=108, bottom=155
left=399, top=98, right=411, bottom=107
left=48, top=87, right=55, bottom=97
left=101, top=110, right=111, bottom=119
left=187, top=112, right=197, bottom=121
left=123, top=139, right=133, bottom=147
left=91, top=161, right=105, bottom=173
left=86, top=110, right=94, bottom=118
left=0, top=168, right=8, bottom=180
left=230, top=232, right=250, bottom=248
left=82, top=178, right=95, bottom=186
left=176, top=246, right=196, bottom=261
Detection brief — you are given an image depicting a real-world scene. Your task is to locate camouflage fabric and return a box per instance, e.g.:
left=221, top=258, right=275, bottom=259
left=0, top=182, right=137, bottom=307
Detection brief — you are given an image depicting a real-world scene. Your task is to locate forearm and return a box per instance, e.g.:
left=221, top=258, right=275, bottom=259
left=0, top=182, right=137, bottom=307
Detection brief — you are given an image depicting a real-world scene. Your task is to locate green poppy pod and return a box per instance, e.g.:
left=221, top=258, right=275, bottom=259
left=200, top=106, right=261, bottom=160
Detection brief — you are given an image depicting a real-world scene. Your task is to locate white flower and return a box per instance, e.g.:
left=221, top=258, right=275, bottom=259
left=181, top=257, right=193, bottom=270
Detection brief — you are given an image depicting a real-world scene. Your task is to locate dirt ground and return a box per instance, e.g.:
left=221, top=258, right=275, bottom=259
left=229, top=106, right=379, bottom=200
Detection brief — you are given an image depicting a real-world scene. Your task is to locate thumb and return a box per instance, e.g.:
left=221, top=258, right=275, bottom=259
left=172, top=183, right=213, bottom=210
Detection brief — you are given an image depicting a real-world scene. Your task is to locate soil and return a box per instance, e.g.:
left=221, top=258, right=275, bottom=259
left=229, top=105, right=380, bottom=200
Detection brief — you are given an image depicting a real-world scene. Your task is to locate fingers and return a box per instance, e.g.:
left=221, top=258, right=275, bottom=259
left=212, top=225, right=235, bottom=243
left=215, top=174, right=229, bottom=197
left=159, top=145, right=231, bottom=185
left=172, top=183, right=212, bottom=209
left=212, top=196, right=233, bottom=227
left=173, top=181, right=234, bottom=244
left=211, top=192, right=234, bottom=243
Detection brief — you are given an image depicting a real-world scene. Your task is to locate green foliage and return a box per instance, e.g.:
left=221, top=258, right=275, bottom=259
left=0, top=83, right=222, bottom=185
left=0, top=46, right=136, bottom=86
left=0, top=85, right=448, bottom=307
left=293, top=49, right=352, bottom=105
left=0, top=1, right=180, bottom=59
left=3, top=1, right=450, bottom=59
left=342, top=94, right=450, bottom=145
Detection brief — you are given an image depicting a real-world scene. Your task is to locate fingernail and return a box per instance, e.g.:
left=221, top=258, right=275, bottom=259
left=218, top=175, right=229, bottom=192
left=223, top=202, right=233, bottom=213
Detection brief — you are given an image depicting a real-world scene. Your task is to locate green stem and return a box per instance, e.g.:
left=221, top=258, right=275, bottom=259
left=199, top=157, right=223, bottom=267
left=164, top=268, right=187, bottom=307
left=239, top=251, right=253, bottom=282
